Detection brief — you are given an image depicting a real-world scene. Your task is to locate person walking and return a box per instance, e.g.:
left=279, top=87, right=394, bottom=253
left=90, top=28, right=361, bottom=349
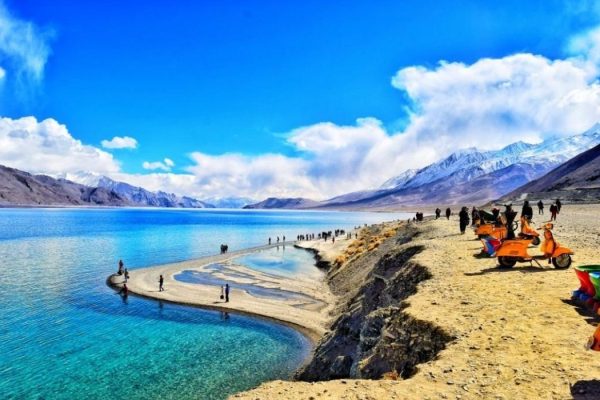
left=159, top=275, right=164, bottom=292
left=124, top=268, right=129, bottom=283
left=435, top=208, right=441, bottom=219
left=225, top=283, right=230, bottom=303
left=537, top=200, right=544, bottom=215
left=556, top=198, right=562, bottom=213
left=550, top=203, right=558, bottom=221
left=445, top=207, right=451, bottom=220
left=459, top=207, right=470, bottom=234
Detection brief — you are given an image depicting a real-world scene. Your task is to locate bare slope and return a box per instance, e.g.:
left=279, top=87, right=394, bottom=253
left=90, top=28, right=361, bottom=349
left=501, top=143, right=600, bottom=202
left=0, top=165, right=129, bottom=206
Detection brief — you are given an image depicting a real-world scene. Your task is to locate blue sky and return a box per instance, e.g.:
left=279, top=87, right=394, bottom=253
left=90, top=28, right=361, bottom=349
left=2, top=1, right=600, bottom=199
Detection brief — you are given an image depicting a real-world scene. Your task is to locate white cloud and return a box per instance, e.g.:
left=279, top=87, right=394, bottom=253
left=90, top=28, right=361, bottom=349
left=0, top=1, right=52, bottom=88
left=0, top=116, right=120, bottom=175
left=6, top=16, right=600, bottom=201
left=0, top=66, right=5, bottom=80
left=142, top=158, right=175, bottom=171
left=101, top=136, right=138, bottom=149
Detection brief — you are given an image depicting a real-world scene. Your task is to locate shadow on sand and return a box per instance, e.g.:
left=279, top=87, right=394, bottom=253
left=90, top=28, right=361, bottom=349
left=465, top=265, right=564, bottom=276
left=571, top=380, right=600, bottom=399
left=561, top=298, right=599, bottom=326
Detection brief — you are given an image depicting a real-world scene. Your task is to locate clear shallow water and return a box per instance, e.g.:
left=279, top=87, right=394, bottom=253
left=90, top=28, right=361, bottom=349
left=0, top=208, right=409, bottom=400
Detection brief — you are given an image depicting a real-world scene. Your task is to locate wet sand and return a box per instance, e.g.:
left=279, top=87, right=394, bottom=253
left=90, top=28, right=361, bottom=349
left=108, top=241, right=351, bottom=341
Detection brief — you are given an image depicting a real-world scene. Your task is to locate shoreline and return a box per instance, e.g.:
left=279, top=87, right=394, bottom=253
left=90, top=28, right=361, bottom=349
left=106, top=240, right=350, bottom=343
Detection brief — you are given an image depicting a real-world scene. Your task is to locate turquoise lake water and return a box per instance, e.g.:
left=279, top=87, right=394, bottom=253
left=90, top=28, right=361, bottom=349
left=0, top=208, right=409, bottom=400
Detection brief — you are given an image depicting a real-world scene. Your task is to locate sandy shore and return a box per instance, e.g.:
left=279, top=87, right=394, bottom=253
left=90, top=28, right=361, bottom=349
left=234, top=204, right=600, bottom=399
left=108, top=240, right=355, bottom=341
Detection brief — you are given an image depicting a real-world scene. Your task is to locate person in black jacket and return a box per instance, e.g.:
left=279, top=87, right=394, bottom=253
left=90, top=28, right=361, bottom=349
left=537, top=200, right=544, bottom=215
left=504, top=204, right=518, bottom=239
left=521, top=200, right=533, bottom=221
left=459, top=207, right=470, bottom=234
left=445, top=207, right=451, bottom=220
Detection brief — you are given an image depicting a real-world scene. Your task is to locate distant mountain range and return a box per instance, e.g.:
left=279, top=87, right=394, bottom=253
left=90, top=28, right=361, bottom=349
left=246, top=124, right=600, bottom=209
left=93, top=176, right=214, bottom=208
left=242, top=197, right=320, bottom=209
left=0, top=165, right=130, bottom=207
left=4, top=125, right=600, bottom=210
left=499, top=142, right=600, bottom=203
left=204, top=196, right=255, bottom=209
left=0, top=166, right=215, bottom=208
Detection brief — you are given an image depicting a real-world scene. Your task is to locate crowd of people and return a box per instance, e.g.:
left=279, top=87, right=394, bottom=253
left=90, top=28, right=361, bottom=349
left=407, top=198, right=563, bottom=236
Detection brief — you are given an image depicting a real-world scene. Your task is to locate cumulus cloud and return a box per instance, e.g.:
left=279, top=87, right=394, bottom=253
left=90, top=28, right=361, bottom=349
left=6, top=12, right=600, bottom=201
left=0, top=1, right=52, bottom=89
left=142, top=158, right=175, bottom=171
left=0, top=116, right=120, bottom=175
left=101, top=136, right=138, bottom=149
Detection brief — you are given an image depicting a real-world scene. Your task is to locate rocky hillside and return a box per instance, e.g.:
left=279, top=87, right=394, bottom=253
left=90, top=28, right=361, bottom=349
left=0, top=165, right=130, bottom=206
left=296, top=223, right=452, bottom=381
left=499, top=142, right=600, bottom=203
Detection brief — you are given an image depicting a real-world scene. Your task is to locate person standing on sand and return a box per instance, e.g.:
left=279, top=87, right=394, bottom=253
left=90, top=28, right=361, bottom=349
left=435, top=208, right=441, bottom=219
left=521, top=200, right=533, bottom=221
left=445, top=208, right=451, bottom=220
left=550, top=203, right=558, bottom=221
left=159, top=275, right=164, bottom=292
left=556, top=199, right=562, bottom=213
left=225, top=283, right=230, bottom=302
left=459, top=207, right=470, bottom=234
left=124, top=268, right=129, bottom=283
left=118, top=259, right=124, bottom=275
left=537, top=200, right=544, bottom=215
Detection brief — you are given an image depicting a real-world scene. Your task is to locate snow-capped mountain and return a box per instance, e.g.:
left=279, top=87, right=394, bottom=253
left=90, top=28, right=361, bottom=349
left=57, top=172, right=215, bottom=208
left=94, top=176, right=214, bottom=208
left=317, top=124, right=600, bottom=208
left=382, top=124, right=600, bottom=192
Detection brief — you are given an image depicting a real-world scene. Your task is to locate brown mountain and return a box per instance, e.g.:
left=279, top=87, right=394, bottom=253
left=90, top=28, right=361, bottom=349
left=499, top=143, right=600, bottom=203
left=0, top=165, right=130, bottom=206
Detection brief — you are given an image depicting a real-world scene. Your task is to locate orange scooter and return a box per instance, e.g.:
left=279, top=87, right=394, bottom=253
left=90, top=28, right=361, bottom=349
left=495, top=223, right=573, bottom=269
left=517, top=216, right=540, bottom=245
left=475, top=223, right=507, bottom=240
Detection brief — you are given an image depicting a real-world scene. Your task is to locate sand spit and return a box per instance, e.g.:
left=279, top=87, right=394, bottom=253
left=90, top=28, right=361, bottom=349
left=234, top=204, right=600, bottom=399
left=108, top=241, right=350, bottom=341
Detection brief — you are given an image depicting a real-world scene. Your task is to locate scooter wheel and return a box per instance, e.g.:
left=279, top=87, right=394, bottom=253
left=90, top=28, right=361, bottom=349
left=552, top=254, right=572, bottom=269
left=498, top=256, right=517, bottom=268
left=531, top=236, right=540, bottom=246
